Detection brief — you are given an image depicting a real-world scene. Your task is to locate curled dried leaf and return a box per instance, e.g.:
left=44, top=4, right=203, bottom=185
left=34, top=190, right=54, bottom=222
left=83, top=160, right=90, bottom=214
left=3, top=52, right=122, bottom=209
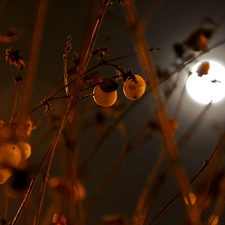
left=83, top=71, right=100, bottom=86
left=5, top=47, right=25, bottom=70
left=100, top=78, right=119, bottom=93
left=41, top=100, right=52, bottom=115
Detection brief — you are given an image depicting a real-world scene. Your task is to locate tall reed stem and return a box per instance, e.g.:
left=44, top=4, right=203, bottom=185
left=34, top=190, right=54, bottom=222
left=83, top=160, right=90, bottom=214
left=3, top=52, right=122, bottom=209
left=123, top=0, right=201, bottom=223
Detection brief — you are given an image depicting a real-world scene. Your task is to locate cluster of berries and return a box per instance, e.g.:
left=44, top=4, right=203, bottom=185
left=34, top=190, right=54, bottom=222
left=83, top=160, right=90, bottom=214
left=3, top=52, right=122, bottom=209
left=93, top=74, right=146, bottom=107
left=0, top=119, right=33, bottom=185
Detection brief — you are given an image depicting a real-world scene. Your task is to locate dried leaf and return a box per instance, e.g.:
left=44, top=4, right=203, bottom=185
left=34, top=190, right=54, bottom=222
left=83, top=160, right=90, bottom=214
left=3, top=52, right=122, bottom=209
left=100, top=78, right=118, bottom=93
left=92, top=47, right=109, bottom=60
left=173, top=42, right=185, bottom=58
left=83, top=71, right=100, bottom=86
left=0, top=27, right=22, bottom=43
left=184, top=29, right=208, bottom=51
left=5, top=47, right=25, bottom=70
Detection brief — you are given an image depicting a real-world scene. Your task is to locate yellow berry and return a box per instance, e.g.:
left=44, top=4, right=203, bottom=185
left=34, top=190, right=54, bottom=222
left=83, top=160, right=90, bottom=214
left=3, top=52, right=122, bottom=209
left=0, top=168, right=11, bottom=184
left=93, top=84, right=117, bottom=107
left=16, top=142, right=31, bottom=160
left=0, top=143, right=21, bottom=167
left=123, top=74, right=146, bottom=100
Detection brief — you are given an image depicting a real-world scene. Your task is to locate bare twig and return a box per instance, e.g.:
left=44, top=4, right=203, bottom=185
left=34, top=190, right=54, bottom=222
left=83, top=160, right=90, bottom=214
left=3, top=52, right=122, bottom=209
left=132, top=146, right=166, bottom=225
left=136, top=100, right=212, bottom=224
left=85, top=121, right=149, bottom=215
left=32, top=1, right=110, bottom=225
left=10, top=69, right=22, bottom=121
left=147, top=132, right=225, bottom=225
left=21, top=0, right=48, bottom=114
left=78, top=96, right=143, bottom=176
left=63, top=35, right=72, bottom=96
left=11, top=140, right=55, bottom=225
left=123, top=1, right=199, bottom=223
left=1, top=182, right=8, bottom=225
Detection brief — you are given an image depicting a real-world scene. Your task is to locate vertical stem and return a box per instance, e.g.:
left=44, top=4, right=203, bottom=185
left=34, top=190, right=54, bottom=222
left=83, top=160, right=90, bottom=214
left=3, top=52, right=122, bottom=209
left=10, top=140, right=54, bottom=225
left=33, top=134, right=62, bottom=225
left=63, top=55, right=69, bottom=96
left=21, top=0, right=48, bottom=114
left=132, top=146, right=166, bottom=225
left=32, top=1, right=110, bottom=224
left=123, top=0, right=200, bottom=223
left=68, top=0, right=110, bottom=111
left=148, top=132, right=225, bottom=225
left=11, top=69, right=21, bottom=121
left=66, top=109, right=79, bottom=225
left=63, top=36, right=72, bottom=96
left=1, top=182, right=8, bottom=225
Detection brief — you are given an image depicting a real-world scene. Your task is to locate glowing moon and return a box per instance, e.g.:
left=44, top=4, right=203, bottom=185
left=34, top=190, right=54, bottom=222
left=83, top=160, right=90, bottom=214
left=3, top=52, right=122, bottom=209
left=186, top=60, right=225, bottom=104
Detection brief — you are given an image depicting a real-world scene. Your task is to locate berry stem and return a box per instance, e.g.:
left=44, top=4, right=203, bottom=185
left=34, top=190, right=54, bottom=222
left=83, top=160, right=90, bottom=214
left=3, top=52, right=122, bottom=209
left=10, top=69, right=22, bottom=122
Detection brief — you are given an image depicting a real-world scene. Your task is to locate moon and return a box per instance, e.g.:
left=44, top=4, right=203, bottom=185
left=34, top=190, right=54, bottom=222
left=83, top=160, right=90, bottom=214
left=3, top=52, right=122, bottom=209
left=186, top=60, right=225, bottom=104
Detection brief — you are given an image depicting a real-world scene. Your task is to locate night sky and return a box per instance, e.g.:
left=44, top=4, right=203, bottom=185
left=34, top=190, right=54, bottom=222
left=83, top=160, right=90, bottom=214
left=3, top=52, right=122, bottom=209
left=1, top=0, right=225, bottom=225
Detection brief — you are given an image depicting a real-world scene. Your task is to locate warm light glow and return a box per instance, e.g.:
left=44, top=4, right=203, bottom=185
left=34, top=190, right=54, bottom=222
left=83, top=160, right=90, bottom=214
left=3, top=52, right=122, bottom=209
left=184, top=192, right=196, bottom=205
left=208, top=215, right=219, bottom=225
left=186, top=60, right=225, bottom=104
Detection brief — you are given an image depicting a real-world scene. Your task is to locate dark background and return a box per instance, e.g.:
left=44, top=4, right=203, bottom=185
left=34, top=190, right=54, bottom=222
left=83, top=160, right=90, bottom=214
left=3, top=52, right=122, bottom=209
left=1, top=0, right=225, bottom=225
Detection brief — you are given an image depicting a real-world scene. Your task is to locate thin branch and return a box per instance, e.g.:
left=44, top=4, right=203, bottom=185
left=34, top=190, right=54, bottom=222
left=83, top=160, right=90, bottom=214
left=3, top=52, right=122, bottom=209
left=138, top=100, right=212, bottom=224
left=147, top=132, right=225, bottom=225
left=78, top=95, right=144, bottom=176
left=10, top=140, right=55, bottom=225
left=208, top=187, right=225, bottom=225
left=63, top=35, right=72, bottom=96
left=132, top=146, right=166, bottom=225
left=25, top=36, right=225, bottom=118
left=1, top=182, right=8, bottom=225
left=32, top=1, right=110, bottom=224
left=85, top=48, right=160, bottom=74
left=123, top=1, right=199, bottom=222
left=21, top=0, right=48, bottom=114
left=84, top=121, right=148, bottom=215
left=10, top=69, right=22, bottom=121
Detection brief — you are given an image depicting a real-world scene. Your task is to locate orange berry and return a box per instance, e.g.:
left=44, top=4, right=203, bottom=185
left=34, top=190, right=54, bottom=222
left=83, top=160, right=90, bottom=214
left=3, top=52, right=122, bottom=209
left=123, top=74, right=146, bottom=100
left=93, top=84, right=117, bottom=107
